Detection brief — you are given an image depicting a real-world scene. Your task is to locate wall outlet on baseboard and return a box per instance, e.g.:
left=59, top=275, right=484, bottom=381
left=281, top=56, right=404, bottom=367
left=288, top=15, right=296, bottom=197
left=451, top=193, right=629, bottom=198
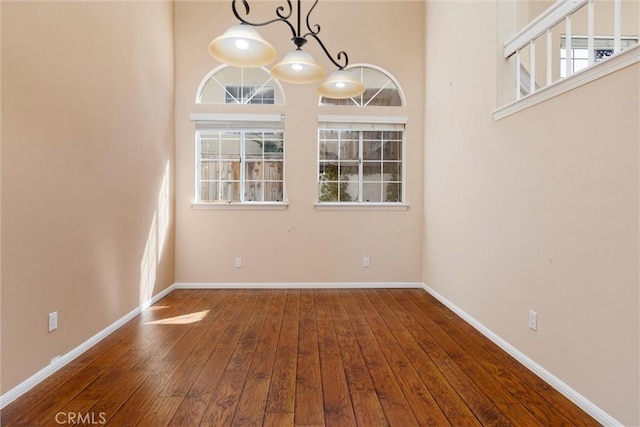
left=48, top=311, right=58, bottom=332
left=528, top=310, right=538, bottom=331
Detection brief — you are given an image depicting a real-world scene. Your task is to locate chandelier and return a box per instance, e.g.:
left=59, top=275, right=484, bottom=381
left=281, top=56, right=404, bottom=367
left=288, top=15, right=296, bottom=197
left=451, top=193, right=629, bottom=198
left=208, top=0, right=366, bottom=99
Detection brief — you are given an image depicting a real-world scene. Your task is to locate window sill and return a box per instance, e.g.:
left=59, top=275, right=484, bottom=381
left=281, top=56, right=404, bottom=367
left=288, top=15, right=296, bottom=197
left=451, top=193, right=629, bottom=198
left=192, top=202, right=288, bottom=211
left=314, top=202, right=409, bottom=211
left=492, top=43, right=639, bottom=120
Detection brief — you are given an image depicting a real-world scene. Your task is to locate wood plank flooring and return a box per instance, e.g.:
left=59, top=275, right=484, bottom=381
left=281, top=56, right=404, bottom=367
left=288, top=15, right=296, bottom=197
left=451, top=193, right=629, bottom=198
left=1, top=289, right=600, bottom=426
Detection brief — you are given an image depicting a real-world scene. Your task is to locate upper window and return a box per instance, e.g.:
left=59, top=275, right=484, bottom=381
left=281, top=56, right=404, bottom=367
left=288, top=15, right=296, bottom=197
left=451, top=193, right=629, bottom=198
left=497, top=0, right=639, bottom=115
left=320, top=65, right=404, bottom=107
left=560, top=36, right=638, bottom=78
left=197, top=65, right=285, bottom=105
left=195, top=116, right=285, bottom=204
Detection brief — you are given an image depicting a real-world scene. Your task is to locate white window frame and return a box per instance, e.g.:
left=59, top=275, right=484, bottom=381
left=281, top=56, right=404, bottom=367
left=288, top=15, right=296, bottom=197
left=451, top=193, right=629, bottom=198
left=196, top=65, right=285, bottom=105
left=315, top=115, right=408, bottom=211
left=560, top=35, right=638, bottom=78
left=319, top=64, right=406, bottom=107
left=191, top=113, right=287, bottom=210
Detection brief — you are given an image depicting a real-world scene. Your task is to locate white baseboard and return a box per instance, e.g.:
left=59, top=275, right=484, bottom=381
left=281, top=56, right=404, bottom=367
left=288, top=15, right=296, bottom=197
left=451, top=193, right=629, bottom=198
left=0, top=281, right=415, bottom=409
left=0, top=284, right=176, bottom=410
left=3, top=281, right=620, bottom=426
left=420, top=283, right=622, bottom=427
left=174, top=282, right=423, bottom=289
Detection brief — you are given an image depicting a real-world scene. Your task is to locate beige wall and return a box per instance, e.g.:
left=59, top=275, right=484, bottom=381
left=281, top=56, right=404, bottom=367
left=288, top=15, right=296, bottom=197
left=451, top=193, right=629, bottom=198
left=425, top=1, right=639, bottom=425
left=1, top=1, right=175, bottom=392
left=3, top=1, right=637, bottom=424
left=175, top=1, right=424, bottom=284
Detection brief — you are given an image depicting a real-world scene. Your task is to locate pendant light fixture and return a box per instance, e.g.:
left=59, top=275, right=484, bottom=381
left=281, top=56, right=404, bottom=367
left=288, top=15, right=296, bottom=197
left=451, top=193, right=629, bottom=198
left=208, top=0, right=365, bottom=99
left=317, top=69, right=365, bottom=99
left=209, top=25, right=276, bottom=67
left=271, top=50, right=325, bottom=84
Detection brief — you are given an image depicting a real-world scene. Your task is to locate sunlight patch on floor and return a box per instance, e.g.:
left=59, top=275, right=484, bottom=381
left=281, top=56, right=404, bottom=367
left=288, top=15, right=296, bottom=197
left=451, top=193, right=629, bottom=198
left=143, top=310, right=209, bottom=325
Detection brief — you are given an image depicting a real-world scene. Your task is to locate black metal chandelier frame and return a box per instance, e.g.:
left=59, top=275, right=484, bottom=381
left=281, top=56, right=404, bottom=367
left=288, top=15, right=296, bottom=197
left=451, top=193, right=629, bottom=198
left=231, top=0, right=349, bottom=70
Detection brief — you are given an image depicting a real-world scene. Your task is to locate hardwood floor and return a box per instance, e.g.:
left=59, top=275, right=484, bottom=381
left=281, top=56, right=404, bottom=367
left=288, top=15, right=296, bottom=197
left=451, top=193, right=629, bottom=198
left=1, top=289, right=600, bottom=426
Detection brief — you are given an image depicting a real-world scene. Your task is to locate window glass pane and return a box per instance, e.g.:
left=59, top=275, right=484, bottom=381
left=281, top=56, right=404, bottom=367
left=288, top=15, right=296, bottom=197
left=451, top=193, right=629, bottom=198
left=383, top=141, right=401, bottom=160
left=244, top=181, right=263, bottom=201
left=320, top=129, right=339, bottom=140
left=200, top=138, right=220, bottom=158
left=246, top=161, right=263, bottom=180
left=319, top=182, right=339, bottom=202
left=574, top=59, right=589, bottom=72
left=220, top=134, right=241, bottom=157
left=339, top=186, right=355, bottom=202
left=319, top=140, right=339, bottom=160
left=340, top=162, right=358, bottom=181
left=219, top=181, right=241, bottom=201
left=319, top=96, right=359, bottom=107
left=219, top=161, right=240, bottom=181
left=264, top=135, right=284, bottom=155
left=225, top=86, right=241, bottom=104
left=319, top=162, right=339, bottom=181
left=383, top=183, right=402, bottom=203
left=363, top=162, right=382, bottom=181
left=201, top=161, right=218, bottom=181
left=264, top=181, right=284, bottom=202
left=200, top=182, right=219, bottom=202
left=245, top=135, right=264, bottom=155
left=383, top=161, right=401, bottom=179
left=363, top=139, right=382, bottom=160
left=362, top=67, right=401, bottom=107
left=596, top=49, right=614, bottom=61
left=383, top=131, right=402, bottom=140
left=264, top=161, right=283, bottom=181
left=362, top=182, right=382, bottom=202
left=340, top=139, right=358, bottom=160
left=574, top=48, right=588, bottom=59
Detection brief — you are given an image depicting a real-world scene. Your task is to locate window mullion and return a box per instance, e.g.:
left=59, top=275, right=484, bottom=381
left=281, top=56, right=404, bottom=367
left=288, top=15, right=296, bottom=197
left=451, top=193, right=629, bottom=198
left=262, top=133, right=266, bottom=202
left=196, top=132, right=202, bottom=202
left=358, top=131, right=363, bottom=203
left=218, top=132, right=223, bottom=202
left=240, top=131, right=245, bottom=203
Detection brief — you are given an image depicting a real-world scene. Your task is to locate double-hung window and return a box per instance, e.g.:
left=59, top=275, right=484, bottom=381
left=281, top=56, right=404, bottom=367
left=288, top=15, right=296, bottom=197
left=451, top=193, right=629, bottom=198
left=195, top=116, right=285, bottom=204
left=318, top=119, right=405, bottom=204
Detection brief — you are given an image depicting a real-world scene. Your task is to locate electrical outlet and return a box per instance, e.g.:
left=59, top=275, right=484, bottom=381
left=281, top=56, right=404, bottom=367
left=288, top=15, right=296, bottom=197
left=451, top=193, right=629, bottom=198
left=528, top=310, right=538, bottom=331
left=48, top=311, right=58, bottom=332
left=235, top=257, right=242, bottom=268
left=363, top=257, right=370, bottom=268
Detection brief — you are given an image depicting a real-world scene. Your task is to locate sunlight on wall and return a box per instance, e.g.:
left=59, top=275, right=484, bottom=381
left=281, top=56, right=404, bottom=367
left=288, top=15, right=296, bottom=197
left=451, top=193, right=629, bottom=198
left=139, top=161, right=171, bottom=308
left=139, top=212, right=157, bottom=308
left=158, top=161, right=170, bottom=260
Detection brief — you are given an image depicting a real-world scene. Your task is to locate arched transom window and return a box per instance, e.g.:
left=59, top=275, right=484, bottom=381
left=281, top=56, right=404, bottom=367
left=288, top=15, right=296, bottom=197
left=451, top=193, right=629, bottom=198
left=197, top=65, right=285, bottom=105
left=320, top=65, right=404, bottom=107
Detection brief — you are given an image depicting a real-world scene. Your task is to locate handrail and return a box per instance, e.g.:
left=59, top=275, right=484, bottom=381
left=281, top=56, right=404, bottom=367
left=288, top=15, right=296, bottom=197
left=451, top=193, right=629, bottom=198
left=504, top=0, right=587, bottom=58
left=503, top=0, right=631, bottom=102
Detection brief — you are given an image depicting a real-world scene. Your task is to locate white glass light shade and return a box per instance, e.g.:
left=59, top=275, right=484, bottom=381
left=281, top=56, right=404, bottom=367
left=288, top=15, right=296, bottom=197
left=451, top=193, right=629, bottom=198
left=317, top=70, right=365, bottom=99
left=209, top=25, right=276, bottom=67
left=270, top=50, right=326, bottom=84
